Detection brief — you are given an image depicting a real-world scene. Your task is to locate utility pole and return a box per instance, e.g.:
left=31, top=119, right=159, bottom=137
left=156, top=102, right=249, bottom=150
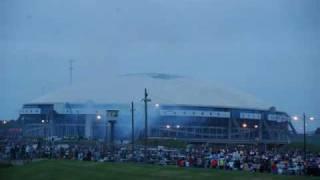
left=131, top=101, right=135, bottom=157
left=303, top=112, right=306, bottom=162
left=142, top=88, right=151, bottom=162
left=69, top=59, right=74, bottom=85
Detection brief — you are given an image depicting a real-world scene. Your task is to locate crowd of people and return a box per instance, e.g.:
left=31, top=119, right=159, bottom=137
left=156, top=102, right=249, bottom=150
left=1, top=139, right=320, bottom=176
left=175, top=147, right=319, bottom=176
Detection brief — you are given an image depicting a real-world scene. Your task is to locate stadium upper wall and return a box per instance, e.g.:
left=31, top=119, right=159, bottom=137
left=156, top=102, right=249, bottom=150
left=30, top=73, right=272, bottom=110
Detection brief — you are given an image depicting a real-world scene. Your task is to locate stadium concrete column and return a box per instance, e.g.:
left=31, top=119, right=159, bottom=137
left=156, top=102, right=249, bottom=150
left=49, top=110, right=55, bottom=137
left=258, top=114, right=263, bottom=142
left=105, top=119, right=108, bottom=143
left=108, top=120, right=116, bottom=153
left=21, top=116, right=25, bottom=137
left=286, top=118, right=290, bottom=143
left=228, top=112, right=232, bottom=140
left=262, top=118, right=273, bottom=143
left=85, top=115, right=93, bottom=139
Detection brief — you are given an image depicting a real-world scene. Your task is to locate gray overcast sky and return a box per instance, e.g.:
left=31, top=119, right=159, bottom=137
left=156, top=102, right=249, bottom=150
left=0, top=0, right=319, bottom=129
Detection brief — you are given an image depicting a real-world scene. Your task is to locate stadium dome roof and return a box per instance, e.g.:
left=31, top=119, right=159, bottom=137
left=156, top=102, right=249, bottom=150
left=31, top=73, right=270, bottom=110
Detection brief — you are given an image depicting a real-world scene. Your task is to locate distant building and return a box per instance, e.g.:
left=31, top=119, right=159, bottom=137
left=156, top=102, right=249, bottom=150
left=18, top=73, right=296, bottom=145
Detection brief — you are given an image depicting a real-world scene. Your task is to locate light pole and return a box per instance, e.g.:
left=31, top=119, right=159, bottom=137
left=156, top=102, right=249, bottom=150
left=131, top=101, right=135, bottom=157
left=142, top=88, right=151, bottom=162
left=292, top=114, right=316, bottom=162
left=303, top=113, right=306, bottom=162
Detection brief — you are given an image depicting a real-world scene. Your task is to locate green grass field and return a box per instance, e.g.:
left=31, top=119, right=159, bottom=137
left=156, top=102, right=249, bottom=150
left=0, top=160, right=318, bottom=180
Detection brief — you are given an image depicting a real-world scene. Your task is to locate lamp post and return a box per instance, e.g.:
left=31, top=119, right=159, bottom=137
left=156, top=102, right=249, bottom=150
left=292, top=114, right=317, bottom=162
left=131, top=101, right=135, bottom=157
left=303, top=113, right=306, bottom=162
left=142, top=88, right=151, bottom=163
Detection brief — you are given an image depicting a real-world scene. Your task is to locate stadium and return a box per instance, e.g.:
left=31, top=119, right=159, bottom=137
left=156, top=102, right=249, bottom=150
left=18, top=73, right=296, bottom=145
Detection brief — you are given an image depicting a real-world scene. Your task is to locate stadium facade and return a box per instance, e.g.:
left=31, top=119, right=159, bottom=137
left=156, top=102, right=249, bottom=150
left=18, top=73, right=296, bottom=145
